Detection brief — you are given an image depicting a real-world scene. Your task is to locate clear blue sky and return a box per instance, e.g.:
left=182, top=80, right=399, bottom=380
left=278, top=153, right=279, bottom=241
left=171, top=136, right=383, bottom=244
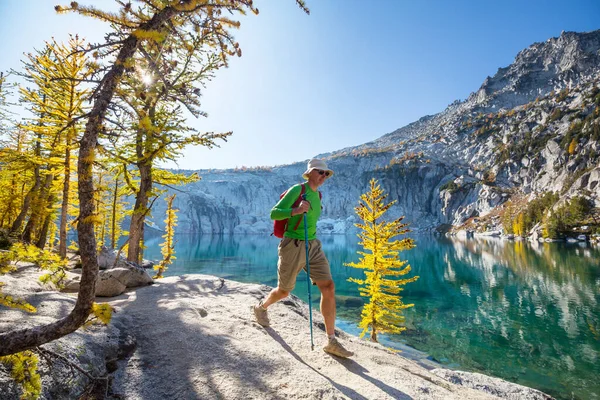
left=1, top=1, right=599, bottom=170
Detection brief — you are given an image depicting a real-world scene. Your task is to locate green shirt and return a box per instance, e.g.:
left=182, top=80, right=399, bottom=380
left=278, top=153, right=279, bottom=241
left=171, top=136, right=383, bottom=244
left=270, top=183, right=321, bottom=240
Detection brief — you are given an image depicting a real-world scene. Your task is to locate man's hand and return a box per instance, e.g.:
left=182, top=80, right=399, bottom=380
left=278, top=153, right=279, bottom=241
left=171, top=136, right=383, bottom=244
left=292, top=200, right=311, bottom=215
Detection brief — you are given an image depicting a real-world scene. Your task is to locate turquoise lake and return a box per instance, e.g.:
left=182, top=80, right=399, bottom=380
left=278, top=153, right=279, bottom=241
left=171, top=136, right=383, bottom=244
left=142, top=234, right=600, bottom=400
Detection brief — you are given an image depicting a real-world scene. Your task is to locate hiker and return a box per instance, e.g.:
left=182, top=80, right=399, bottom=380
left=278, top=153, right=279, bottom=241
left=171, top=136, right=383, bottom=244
left=252, top=158, right=354, bottom=358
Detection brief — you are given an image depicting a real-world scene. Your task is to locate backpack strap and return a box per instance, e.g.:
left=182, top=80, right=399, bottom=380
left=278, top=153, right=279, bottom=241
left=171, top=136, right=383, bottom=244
left=292, top=183, right=306, bottom=231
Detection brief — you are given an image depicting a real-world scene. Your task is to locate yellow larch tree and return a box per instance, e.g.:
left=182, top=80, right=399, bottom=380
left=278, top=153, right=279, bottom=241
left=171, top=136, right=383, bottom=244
left=512, top=211, right=526, bottom=237
left=107, top=165, right=131, bottom=250
left=48, top=36, right=91, bottom=258
left=0, top=76, right=29, bottom=230
left=568, top=138, right=577, bottom=155
left=103, top=16, right=231, bottom=264
left=345, top=178, right=419, bottom=343
left=12, top=37, right=90, bottom=252
left=154, top=194, right=178, bottom=278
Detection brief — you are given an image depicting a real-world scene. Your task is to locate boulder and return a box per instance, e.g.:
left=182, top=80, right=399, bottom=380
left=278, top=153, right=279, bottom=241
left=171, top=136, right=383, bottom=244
left=62, top=271, right=82, bottom=292
left=140, top=259, right=156, bottom=269
left=98, top=246, right=125, bottom=270
left=474, top=230, right=501, bottom=237
left=95, top=273, right=128, bottom=297
left=529, top=223, right=543, bottom=242
left=101, top=266, right=153, bottom=288
left=62, top=249, right=153, bottom=297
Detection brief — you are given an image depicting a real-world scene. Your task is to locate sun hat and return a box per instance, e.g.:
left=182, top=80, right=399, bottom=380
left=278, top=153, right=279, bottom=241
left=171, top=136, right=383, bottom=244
left=302, top=158, right=334, bottom=180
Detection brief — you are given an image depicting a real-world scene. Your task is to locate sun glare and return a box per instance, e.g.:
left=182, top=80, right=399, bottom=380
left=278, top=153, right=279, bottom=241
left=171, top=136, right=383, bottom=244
left=141, top=72, right=153, bottom=86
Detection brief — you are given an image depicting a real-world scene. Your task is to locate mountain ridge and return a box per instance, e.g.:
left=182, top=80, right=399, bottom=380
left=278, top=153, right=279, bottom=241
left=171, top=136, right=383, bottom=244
left=153, top=29, right=600, bottom=237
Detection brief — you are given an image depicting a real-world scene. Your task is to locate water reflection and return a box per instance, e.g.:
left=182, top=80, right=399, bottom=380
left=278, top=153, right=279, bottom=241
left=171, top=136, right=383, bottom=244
left=405, top=236, right=600, bottom=400
left=143, top=233, right=600, bottom=400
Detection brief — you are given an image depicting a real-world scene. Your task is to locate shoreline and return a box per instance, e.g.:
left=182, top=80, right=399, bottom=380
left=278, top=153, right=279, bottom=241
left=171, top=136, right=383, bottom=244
left=1, top=268, right=554, bottom=399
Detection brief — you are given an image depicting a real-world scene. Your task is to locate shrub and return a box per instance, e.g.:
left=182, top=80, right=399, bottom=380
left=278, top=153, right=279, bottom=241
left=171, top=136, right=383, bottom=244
left=439, top=180, right=459, bottom=193
left=542, top=196, right=593, bottom=238
left=548, top=108, right=563, bottom=122
left=568, top=138, right=578, bottom=154
left=556, top=88, right=570, bottom=102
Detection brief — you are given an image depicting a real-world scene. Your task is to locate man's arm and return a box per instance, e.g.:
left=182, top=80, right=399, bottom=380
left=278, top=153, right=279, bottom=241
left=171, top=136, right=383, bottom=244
left=270, top=185, right=302, bottom=220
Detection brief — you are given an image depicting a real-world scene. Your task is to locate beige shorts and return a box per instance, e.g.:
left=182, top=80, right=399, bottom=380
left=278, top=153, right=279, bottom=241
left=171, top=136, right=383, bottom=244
left=277, top=237, right=332, bottom=291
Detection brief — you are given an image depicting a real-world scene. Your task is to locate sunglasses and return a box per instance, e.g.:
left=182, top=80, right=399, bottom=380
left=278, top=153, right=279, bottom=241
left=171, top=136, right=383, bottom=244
left=315, top=169, right=330, bottom=177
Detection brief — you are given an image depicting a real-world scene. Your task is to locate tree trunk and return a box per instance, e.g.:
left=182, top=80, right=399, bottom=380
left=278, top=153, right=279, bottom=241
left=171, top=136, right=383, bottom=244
left=127, top=161, right=151, bottom=263
left=139, top=222, right=145, bottom=265
left=371, top=329, right=378, bottom=343
left=110, top=175, right=119, bottom=249
left=3, top=132, right=25, bottom=228
left=36, top=213, right=52, bottom=250
left=1, top=174, right=17, bottom=228
left=10, top=166, right=41, bottom=235
left=11, top=95, right=46, bottom=235
left=36, top=187, right=58, bottom=249
left=371, top=314, right=378, bottom=342
left=59, top=150, right=70, bottom=257
left=22, top=172, right=52, bottom=243
left=59, top=130, right=73, bottom=258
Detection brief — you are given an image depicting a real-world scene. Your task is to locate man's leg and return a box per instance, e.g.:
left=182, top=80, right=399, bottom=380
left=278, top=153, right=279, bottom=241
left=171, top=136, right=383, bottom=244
left=252, top=287, right=289, bottom=327
left=252, top=237, right=302, bottom=327
left=316, top=279, right=354, bottom=358
left=262, top=287, right=290, bottom=308
left=315, top=280, right=336, bottom=336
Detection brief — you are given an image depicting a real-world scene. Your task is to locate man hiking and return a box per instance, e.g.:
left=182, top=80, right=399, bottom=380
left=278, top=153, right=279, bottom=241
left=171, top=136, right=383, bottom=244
left=252, top=158, right=354, bottom=358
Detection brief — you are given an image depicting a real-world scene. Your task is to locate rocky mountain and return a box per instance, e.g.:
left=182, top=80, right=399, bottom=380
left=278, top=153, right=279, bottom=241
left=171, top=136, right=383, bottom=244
left=150, top=30, right=600, bottom=236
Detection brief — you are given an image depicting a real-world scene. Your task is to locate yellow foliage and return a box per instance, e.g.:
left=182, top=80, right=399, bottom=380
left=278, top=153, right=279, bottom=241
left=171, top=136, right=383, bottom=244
left=568, top=138, right=577, bottom=155
left=512, top=212, right=526, bottom=237
left=81, top=149, right=95, bottom=164
left=1, top=243, right=68, bottom=288
left=153, top=169, right=199, bottom=186
left=0, top=286, right=37, bottom=313
left=139, top=115, right=154, bottom=131
left=154, top=194, right=177, bottom=278
left=0, top=351, right=41, bottom=400
left=68, top=240, right=79, bottom=252
left=0, top=258, right=16, bottom=275
left=132, top=29, right=166, bottom=42
left=345, top=179, right=419, bottom=342
left=81, top=214, right=103, bottom=225
left=83, top=302, right=114, bottom=328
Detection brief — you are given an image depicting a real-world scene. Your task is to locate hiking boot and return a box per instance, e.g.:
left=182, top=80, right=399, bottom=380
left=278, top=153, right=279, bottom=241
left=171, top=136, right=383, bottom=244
left=252, top=303, right=270, bottom=327
left=323, top=337, right=354, bottom=358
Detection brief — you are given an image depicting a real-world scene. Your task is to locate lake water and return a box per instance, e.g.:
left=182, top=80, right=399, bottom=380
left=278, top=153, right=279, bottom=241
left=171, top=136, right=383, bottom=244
left=143, top=234, right=600, bottom=400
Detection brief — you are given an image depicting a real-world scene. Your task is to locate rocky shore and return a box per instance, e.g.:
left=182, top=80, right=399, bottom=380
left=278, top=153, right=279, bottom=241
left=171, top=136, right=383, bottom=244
left=1, top=264, right=554, bottom=399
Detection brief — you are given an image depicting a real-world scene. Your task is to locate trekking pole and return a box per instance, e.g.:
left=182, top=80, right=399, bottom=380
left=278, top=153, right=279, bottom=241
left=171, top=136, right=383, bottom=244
left=302, top=194, right=315, bottom=351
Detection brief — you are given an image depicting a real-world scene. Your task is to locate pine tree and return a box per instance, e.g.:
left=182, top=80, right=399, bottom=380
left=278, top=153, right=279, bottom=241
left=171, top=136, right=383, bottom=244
left=345, top=179, right=419, bottom=342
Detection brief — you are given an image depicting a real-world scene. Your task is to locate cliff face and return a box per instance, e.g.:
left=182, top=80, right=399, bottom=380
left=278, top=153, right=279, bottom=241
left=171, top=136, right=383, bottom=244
left=151, top=30, right=600, bottom=234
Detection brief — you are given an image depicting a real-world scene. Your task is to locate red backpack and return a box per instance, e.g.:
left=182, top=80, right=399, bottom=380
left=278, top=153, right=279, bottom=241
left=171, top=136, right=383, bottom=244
left=273, top=183, right=322, bottom=238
